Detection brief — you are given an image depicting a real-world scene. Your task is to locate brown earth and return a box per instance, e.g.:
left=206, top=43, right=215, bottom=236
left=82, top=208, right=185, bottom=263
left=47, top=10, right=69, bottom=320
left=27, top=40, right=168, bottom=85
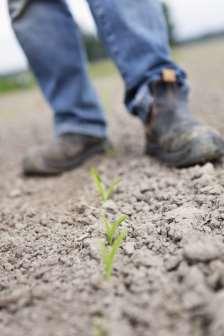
left=1, top=39, right=224, bottom=336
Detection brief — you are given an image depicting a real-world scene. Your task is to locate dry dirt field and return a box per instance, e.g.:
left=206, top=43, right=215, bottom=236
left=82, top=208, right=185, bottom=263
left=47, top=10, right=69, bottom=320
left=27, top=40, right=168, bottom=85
left=1, top=39, right=224, bottom=336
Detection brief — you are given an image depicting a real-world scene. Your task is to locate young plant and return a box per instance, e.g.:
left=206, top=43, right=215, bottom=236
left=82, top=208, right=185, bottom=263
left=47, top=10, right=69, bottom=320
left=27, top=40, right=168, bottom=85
left=100, top=229, right=127, bottom=280
left=93, top=318, right=108, bottom=336
left=102, top=214, right=128, bottom=246
left=90, top=168, right=120, bottom=203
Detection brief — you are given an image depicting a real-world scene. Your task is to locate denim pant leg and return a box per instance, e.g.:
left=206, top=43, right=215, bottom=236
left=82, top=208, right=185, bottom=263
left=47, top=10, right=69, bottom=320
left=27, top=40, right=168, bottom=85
left=8, top=0, right=107, bottom=138
left=87, top=0, right=188, bottom=122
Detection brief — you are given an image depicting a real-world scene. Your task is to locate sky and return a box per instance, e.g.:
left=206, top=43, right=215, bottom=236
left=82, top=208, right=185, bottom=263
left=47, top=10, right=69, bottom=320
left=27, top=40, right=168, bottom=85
left=1, top=0, right=224, bottom=74
left=0, top=0, right=94, bottom=74
left=167, top=0, right=224, bottom=40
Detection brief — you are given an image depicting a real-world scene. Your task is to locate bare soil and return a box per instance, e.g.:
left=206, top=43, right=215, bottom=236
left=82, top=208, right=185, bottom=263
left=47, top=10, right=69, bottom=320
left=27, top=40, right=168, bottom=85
left=1, top=39, right=224, bottom=336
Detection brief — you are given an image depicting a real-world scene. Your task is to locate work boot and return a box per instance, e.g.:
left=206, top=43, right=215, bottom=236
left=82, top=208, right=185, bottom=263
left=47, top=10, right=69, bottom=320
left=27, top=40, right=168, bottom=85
left=23, top=134, right=110, bottom=176
left=145, top=69, right=224, bottom=167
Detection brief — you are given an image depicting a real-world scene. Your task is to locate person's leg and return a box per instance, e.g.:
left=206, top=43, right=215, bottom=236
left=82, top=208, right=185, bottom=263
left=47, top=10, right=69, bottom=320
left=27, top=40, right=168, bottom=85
left=8, top=0, right=110, bottom=176
left=86, top=0, right=184, bottom=120
left=8, top=0, right=107, bottom=138
left=87, top=0, right=224, bottom=166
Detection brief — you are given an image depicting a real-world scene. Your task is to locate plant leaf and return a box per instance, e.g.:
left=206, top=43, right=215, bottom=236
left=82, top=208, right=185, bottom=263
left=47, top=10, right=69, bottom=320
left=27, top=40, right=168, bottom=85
left=105, top=178, right=121, bottom=200
left=91, top=168, right=107, bottom=202
left=108, top=215, right=128, bottom=245
left=103, top=230, right=127, bottom=279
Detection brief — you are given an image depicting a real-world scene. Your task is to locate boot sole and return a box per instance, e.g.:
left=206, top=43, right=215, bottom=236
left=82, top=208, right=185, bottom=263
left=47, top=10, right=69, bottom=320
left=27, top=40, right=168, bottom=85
left=146, top=134, right=224, bottom=168
left=23, top=140, right=112, bottom=177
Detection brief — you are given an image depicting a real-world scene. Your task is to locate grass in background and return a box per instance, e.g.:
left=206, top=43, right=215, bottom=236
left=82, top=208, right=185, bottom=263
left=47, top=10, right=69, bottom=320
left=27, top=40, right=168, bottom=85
left=0, top=60, right=116, bottom=95
left=89, top=60, right=117, bottom=79
left=2, top=37, right=223, bottom=95
left=0, top=72, right=35, bottom=94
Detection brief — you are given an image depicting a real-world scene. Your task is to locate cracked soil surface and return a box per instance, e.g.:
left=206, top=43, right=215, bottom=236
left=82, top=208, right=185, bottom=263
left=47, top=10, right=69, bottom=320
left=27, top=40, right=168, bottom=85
left=1, top=39, right=224, bottom=335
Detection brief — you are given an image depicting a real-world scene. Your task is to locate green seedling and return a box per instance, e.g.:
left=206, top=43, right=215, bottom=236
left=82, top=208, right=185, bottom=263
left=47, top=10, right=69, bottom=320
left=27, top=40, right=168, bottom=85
left=100, top=230, right=127, bottom=280
left=102, top=214, right=128, bottom=246
left=93, top=318, right=108, bottom=336
left=91, top=168, right=120, bottom=203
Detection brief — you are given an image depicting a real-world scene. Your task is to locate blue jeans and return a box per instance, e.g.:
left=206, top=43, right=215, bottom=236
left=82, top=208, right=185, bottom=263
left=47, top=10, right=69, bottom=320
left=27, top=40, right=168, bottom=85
left=8, top=0, right=187, bottom=138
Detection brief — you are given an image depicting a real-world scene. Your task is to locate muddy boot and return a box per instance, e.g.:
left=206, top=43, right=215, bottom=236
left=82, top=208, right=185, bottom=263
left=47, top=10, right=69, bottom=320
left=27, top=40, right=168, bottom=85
left=145, top=70, right=224, bottom=167
left=23, top=134, right=110, bottom=176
